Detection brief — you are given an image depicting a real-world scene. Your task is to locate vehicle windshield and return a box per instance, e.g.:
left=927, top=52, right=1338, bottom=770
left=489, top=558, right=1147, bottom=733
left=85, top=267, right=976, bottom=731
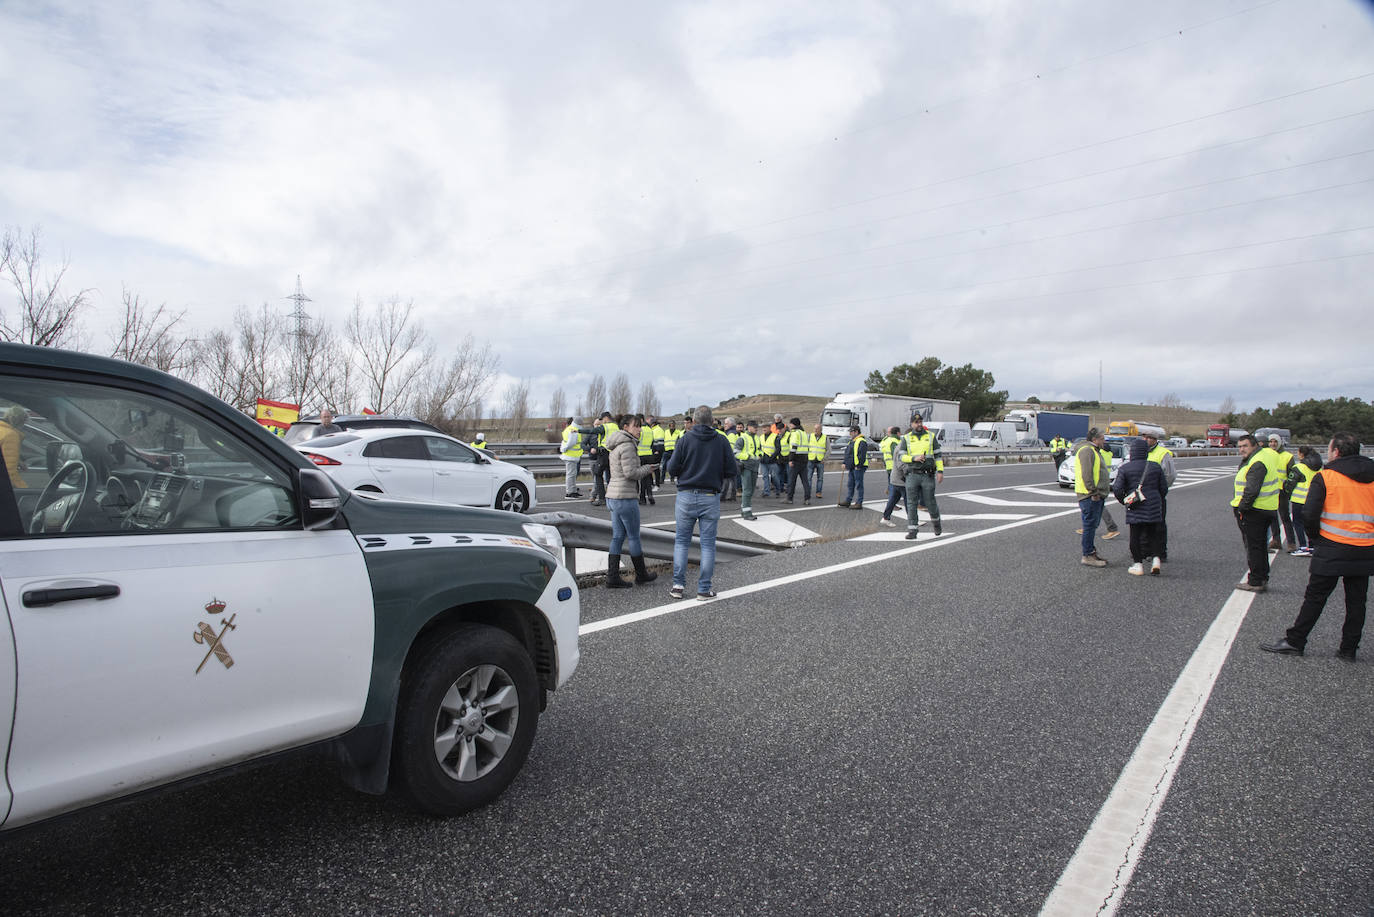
left=821, top=409, right=852, bottom=427
left=284, top=422, right=319, bottom=444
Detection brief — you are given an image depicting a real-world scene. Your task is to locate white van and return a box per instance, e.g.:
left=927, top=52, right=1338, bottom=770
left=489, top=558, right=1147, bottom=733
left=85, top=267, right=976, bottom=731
left=968, top=421, right=1020, bottom=448
left=926, top=421, right=971, bottom=448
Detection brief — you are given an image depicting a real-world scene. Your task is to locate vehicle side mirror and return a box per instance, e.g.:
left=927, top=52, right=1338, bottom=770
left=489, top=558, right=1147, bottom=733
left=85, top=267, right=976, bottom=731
left=46, top=442, right=81, bottom=470
left=299, top=468, right=344, bottom=529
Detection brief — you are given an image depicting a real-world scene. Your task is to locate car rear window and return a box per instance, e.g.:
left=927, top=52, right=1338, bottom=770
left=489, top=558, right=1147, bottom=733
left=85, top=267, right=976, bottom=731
left=307, top=433, right=360, bottom=447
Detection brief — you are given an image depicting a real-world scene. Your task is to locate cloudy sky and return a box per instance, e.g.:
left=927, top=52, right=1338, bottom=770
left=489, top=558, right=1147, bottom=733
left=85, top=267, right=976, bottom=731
left=2, top=0, right=1373, bottom=416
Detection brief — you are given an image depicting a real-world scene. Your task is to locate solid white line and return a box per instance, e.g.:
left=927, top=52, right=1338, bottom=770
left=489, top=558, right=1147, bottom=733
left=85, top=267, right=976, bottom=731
left=1039, top=576, right=1268, bottom=916
left=579, top=507, right=1081, bottom=635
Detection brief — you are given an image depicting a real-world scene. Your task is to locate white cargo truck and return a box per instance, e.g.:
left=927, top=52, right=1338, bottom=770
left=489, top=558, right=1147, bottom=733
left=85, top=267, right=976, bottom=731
left=820, top=393, right=960, bottom=441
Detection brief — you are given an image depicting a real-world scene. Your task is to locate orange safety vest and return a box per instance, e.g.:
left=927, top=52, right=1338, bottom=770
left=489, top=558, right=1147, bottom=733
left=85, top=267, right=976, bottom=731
left=1318, top=469, right=1374, bottom=547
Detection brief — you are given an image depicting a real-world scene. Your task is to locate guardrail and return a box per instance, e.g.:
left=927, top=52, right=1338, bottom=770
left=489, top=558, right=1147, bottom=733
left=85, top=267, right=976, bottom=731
left=526, top=510, right=776, bottom=575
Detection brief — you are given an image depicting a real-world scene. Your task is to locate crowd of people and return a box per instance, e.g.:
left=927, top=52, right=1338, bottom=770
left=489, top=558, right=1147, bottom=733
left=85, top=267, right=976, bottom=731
left=556, top=407, right=950, bottom=598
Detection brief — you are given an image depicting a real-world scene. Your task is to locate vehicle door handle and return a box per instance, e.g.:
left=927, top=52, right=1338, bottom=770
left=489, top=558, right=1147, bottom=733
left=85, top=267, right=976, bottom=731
left=23, top=584, right=121, bottom=607
left=436, top=470, right=451, bottom=476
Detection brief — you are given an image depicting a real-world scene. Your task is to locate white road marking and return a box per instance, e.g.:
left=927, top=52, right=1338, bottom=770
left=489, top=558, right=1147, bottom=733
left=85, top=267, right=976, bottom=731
left=949, top=492, right=1081, bottom=507
left=579, top=508, right=1082, bottom=635
left=734, top=514, right=820, bottom=545
left=1039, top=573, right=1270, bottom=917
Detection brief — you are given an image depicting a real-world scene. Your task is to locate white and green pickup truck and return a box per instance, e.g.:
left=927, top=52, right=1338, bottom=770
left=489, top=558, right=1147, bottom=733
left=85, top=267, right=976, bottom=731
left=0, top=343, right=579, bottom=830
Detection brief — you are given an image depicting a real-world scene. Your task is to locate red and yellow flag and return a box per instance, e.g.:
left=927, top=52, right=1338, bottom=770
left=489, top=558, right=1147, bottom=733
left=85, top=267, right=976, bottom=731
left=255, top=398, right=300, bottom=436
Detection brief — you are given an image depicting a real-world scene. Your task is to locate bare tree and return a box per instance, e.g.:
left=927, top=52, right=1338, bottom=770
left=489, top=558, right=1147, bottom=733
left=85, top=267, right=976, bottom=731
left=585, top=374, right=606, bottom=415
left=109, top=287, right=195, bottom=373
left=609, top=372, right=632, bottom=415
left=502, top=379, right=531, bottom=439
left=346, top=296, right=434, bottom=415
left=408, top=333, right=499, bottom=426
left=1156, top=392, right=1190, bottom=410
left=573, top=399, right=585, bottom=420
left=638, top=381, right=660, bottom=417
left=0, top=225, right=90, bottom=348
left=312, top=326, right=361, bottom=415
left=194, top=304, right=286, bottom=411
left=1219, top=394, right=1237, bottom=414
left=548, top=386, right=567, bottom=421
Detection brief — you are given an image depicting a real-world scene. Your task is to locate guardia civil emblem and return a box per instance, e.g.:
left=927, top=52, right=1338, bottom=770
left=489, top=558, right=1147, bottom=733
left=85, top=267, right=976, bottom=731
left=193, top=598, right=238, bottom=674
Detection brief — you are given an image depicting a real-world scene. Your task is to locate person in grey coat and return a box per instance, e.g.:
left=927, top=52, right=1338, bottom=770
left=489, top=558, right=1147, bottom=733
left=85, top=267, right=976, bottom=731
left=1112, top=437, right=1169, bottom=575
left=604, top=414, right=658, bottom=588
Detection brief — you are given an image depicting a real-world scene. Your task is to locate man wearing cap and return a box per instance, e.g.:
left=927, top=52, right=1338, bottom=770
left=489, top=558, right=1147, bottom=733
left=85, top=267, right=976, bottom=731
left=840, top=425, right=869, bottom=509
left=1260, top=431, right=1374, bottom=659
left=784, top=417, right=812, bottom=505
left=1232, top=433, right=1283, bottom=593
left=1142, top=431, right=1178, bottom=561
left=736, top=420, right=761, bottom=521
left=896, top=415, right=944, bottom=539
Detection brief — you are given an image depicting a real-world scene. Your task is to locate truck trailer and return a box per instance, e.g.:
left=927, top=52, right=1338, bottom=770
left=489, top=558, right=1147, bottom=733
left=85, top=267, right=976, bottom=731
left=820, top=393, right=960, bottom=441
left=1003, top=409, right=1090, bottom=445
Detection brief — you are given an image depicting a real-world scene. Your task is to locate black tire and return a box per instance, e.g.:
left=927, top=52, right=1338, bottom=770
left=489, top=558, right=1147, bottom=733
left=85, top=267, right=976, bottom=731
left=495, top=481, right=529, bottom=513
left=392, top=624, right=539, bottom=816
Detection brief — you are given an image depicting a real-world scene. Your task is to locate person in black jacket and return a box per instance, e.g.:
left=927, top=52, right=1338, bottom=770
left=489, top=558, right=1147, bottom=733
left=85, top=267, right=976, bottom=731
left=665, top=405, right=738, bottom=601
left=1260, top=432, right=1374, bottom=659
left=1112, top=437, right=1168, bottom=576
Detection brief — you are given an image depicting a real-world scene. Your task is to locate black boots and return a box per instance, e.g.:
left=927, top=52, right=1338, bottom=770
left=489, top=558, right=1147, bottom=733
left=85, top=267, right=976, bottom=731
left=608, top=554, right=657, bottom=587
left=631, top=554, right=657, bottom=584
left=606, top=555, right=633, bottom=588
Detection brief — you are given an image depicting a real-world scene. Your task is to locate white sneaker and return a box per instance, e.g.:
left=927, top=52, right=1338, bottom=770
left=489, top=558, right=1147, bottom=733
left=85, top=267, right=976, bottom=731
left=879, top=518, right=896, bottom=527
left=1151, top=557, right=1162, bottom=575
left=1128, top=562, right=1145, bottom=576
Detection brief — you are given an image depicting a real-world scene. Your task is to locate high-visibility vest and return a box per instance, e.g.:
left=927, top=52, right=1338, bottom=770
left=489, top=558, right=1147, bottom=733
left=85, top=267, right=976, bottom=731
left=1291, top=462, right=1317, bottom=504
left=725, top=430, right=740, bottom=449
left=851, top=436, right=868, bottom=468
left=472, top=440, right=488, bottom=450
left=1147, top=444, right=1173, bottom=464
left=1272, top=449, right=1293, bottom=474
left=1317, top=468, right=1374, bottom=546
left=1231, top=447, right=1283, bottom=511
left=1075, top=445, right=1104, bottom=496
left=663, top=428, right=683, bottom=451
left=651, top=424, right=665, bottom=445
left=808, top=433, right=827, bottom=461
left=737, top=432, right=758, bottom=461
left=561, top=423, right=583, bottom=459
left=879, top=435, right=899, bottom=471
left=897, top=431, right=942, bottom=472
left=780, top=429, right=800, bottom=457
left=1050, top=437, right=1068, bottom=452
left=599, top=421, right=619, bottom=447
left=638, top=426, right=654, bottom=456
left=762, top=432, right=779, bottom=459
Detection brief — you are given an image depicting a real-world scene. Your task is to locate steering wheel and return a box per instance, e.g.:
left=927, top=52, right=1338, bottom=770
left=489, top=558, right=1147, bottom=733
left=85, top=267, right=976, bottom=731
left=29, top=460, right=98, bottom=534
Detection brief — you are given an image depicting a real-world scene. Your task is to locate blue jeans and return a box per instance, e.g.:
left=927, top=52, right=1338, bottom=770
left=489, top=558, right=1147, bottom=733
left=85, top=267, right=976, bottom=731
left=1079, top=497, right=1104, bottom=556
left=762, top=462, right=784, bottom=495
left=607, top=498, right=642, bottom=555
left=845, top=467, right=866, bottom=505
left=808, top=459, right=825, bottom=494
left=673, top=489, right=721, bottom=593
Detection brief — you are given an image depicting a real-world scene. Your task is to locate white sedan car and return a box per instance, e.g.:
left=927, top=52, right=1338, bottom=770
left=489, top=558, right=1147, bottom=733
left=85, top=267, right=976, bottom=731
left=298, top=428, right=538, bottom=513
left=1057, top=439, right=1128, bottom=489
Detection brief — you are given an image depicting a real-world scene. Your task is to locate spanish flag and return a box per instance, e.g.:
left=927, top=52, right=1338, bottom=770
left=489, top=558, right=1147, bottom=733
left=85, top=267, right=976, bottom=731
left=255, top=398, right=300, bottom=436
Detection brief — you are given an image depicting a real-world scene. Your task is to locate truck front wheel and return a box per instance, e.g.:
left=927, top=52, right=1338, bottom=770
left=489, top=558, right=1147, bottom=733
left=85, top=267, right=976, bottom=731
left=393, top=623, right=539, bottom=815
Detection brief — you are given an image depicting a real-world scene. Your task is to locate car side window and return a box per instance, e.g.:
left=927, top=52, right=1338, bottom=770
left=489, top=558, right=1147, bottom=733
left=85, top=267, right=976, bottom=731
left=364, top=436, right=429, bottom=460
left=0, top=374, right=298, bottom=538
left=424, top=437, right=477, bottom=463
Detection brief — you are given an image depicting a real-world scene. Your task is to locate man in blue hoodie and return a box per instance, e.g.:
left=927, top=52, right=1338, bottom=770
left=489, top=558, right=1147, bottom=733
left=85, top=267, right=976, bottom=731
left=665, top=405, right=739, bottom=601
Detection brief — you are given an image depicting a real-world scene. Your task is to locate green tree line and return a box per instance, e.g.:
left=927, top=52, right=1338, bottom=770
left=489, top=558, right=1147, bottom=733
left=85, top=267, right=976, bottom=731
left=1234, top=397, right=1374, bottom=443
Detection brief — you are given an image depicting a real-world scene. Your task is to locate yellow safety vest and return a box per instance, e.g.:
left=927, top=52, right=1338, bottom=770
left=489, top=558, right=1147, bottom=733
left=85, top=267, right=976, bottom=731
left=1075, top=445, right=1104, bottom=496
left=561, top=423, right=583, bottom=459
left=1291, top=462, right=1317, bottom=504
left=1147, top=444, right=1173, bottom=464
left=762, top=432, right=778, bottom=459
left=879, top=435, right=899, bottom=471
left=851, top=436, right=868, bottom=468
left=599, top=421, right=619, bottom=447
left=725, top=430, right=740, bottom=449
left=663, top=428, right=683, bottom=451
left=897, top=431, right=942, bottom=472
left=780, top=429, right=800, bottom=457
left=638, top=426, right=654, bottom=457
left=472, top=440, right=488, bottom=450
left=808, top=433, right=827, bottom=461
left=737, top=432, right=758, bottom=461
left=1231, top=447, right=1283, bottom=511
left=1050, top=437, right=1068, bottom=452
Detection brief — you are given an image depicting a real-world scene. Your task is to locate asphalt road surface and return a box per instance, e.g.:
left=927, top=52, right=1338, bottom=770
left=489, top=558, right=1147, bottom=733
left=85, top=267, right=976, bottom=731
left=3, top=456, right=1371, bottom=916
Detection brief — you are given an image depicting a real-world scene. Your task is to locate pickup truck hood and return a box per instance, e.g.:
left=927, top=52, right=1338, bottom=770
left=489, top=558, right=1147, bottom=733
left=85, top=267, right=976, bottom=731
left=338, top=488, right=531, bottom=537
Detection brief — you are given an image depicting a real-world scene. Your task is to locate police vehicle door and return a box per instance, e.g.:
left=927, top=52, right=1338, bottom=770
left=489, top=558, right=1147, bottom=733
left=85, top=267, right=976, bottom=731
left=0, top=372, right=374, bottom=829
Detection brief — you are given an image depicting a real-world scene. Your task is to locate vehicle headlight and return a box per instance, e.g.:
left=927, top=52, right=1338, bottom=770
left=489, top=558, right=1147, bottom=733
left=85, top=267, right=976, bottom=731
left=522, top=522, right=564, bottom=559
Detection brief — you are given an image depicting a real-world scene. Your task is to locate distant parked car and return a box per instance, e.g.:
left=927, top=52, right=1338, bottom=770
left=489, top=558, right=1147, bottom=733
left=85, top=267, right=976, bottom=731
left=298, top=428, right=537, bottom=512
left=1058, top=439, right=1128, bottom=489
left=285, top=413, right=443, bottom=445
left=1165, top=436, right=1188, bottom=449
left=1189, top=439, right=1208, bottom=448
